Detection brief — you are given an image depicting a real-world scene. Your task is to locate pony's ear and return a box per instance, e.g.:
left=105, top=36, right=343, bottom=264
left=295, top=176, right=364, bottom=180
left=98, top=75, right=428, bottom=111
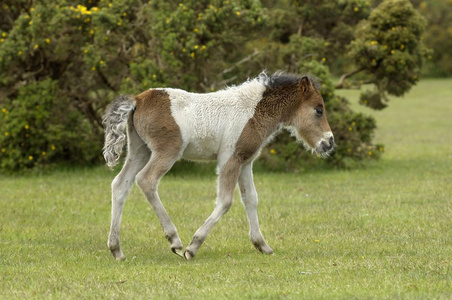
left=299, top=76, right=314, bottom=94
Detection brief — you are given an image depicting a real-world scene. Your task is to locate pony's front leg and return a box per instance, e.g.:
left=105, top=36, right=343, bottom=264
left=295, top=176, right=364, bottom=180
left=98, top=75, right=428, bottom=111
left=184, top=158, right=241, bottom=260
left=238, top=162, right=273, bottom=254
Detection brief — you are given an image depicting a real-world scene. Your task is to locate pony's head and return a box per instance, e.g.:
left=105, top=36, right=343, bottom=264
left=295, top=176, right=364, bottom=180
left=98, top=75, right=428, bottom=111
left=287, top=76, right=334, bottom=156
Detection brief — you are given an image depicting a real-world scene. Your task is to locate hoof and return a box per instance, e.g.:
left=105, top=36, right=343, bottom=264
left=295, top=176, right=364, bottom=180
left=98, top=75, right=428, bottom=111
left=116, top=255, right=126, bottom=261
left=261, top=246, right=274, bottom=255
left=111, top=249, right=126, bottom=261
left=184, top=249, right=195, bottom=260
left=253, top=242, right=274, bottom=255
left=172, top=247, right=184, bottom=258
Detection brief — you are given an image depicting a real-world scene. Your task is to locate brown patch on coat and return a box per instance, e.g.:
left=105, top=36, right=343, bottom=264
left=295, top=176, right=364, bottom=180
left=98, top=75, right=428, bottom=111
left=133, top=89, right=183, bottom=156
left=233, top=76, right=331, bottom=162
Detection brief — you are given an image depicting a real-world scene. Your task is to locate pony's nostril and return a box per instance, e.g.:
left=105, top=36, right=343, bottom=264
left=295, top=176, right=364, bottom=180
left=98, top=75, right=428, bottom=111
left=329, top=136, right=334, bottom=147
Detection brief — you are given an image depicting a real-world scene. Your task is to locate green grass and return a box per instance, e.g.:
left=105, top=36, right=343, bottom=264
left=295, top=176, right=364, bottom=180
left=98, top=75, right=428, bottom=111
left=1, top=79, right=451, bottom=299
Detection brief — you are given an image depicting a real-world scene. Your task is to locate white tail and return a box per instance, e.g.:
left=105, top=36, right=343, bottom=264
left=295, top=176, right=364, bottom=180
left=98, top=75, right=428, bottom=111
left=102, top=95, right=136, bottom=168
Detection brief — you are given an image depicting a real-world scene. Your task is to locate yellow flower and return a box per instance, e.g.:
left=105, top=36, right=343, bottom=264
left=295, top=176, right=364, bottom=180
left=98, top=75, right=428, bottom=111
left=1, top=108, right=6, bottom=113
left=2, top=32, right=6, bottom=37
left=45, top=38, right=50, bottom=43
left=1, top=148, right=5, bottom=153
left=201, top=45, right=206, bottom=50
left=152, top=74, right=157, bottom=79
left=91, top=7, right=99, bottom=12
left=400, top=44, right=405, bottom=50
left=370, top=40, right=378, bottom=45
left=29, top=156, right=33, bottom=160
left=194, top=45, right=199, bottom=49
left=315, top=239, right=319, bottom=243
left=270, top=149, right=276, bottom=155
left=42, top=151, right=46, bottom=156
left=92, top=66, right=96, bottom=71
left=34, top=44, right=39, bottom=49
left=391, top=50, right=395, bottom=54
left=322, top=57, right=326, bottom=62
left=182, top=48, right=186, bottom=53
left=193, top=28, right=198, bottom=33
left=354, top=7, right=359, bottom=12
left=236, top=11, right=241, bottom=16
left=4, top=132, right=9, bottom=136
left=123, top=12, right=127, bottom=16
left=100, top=60, right=104, bottom=65
left=51, top=144, right=56, bottom=150
left=18, top=51, right=22, bottom=55
left=190, top=52, right=195, bottom=58
left=84, top=49, right=88, bottom=54
left=25, top=124, right=29, bottom=130
left=89, top=29, right=94, bottom=35
left=368, top=151, right=372, bottom=156
left=348, top=127, right=352, bottom=131
left=29, top=21, right=33, bottom=25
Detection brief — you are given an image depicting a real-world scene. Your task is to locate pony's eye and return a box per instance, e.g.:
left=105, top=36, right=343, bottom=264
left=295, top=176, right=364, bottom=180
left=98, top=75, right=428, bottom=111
left=315, top=107, right=323, bottom=117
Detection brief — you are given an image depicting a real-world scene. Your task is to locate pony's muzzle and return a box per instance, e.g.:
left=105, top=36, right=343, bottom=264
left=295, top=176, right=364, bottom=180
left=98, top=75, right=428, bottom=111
left=317, top=135, right=334, bottom=154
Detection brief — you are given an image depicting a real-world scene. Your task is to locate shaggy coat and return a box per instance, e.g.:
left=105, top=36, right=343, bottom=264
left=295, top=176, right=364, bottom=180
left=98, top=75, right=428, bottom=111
left=103, top=72, right=334, bottom=260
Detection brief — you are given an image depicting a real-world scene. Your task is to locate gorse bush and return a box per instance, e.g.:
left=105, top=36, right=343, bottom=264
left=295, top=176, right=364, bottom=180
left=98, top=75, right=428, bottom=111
left=0, top=78, right=101, bottom=171
left=0, top=0, right=427, bottom=172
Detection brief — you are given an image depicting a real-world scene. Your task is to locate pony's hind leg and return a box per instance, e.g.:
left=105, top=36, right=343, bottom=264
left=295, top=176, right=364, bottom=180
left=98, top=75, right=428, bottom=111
left=108, top=126, right=151, bottom=260
left=135, top=151, right=184, bottom=257
left=184, top=157, right=242, bottom=260
left=238, top=162, right=273, bottom=254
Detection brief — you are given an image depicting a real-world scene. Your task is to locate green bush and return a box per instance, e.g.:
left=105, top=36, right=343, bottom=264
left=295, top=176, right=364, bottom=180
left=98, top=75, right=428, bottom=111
left=0, top=0, right=428, bottom=172
left=0, top=78, right=101, bottom=172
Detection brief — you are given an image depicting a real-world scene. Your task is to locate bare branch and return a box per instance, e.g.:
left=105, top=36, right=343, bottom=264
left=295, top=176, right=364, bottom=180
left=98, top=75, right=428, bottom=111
left=221, top=49, right=260, bottom=75
left=335, top=67, right=365, bottom=89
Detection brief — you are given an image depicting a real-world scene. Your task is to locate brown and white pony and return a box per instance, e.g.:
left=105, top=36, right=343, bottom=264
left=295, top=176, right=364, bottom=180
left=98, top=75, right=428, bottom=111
left=103, top=72, right=334, bottom=260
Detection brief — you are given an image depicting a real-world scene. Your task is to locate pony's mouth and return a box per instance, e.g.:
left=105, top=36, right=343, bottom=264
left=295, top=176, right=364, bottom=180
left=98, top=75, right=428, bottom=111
left=315, top=136, right=335, bottom=156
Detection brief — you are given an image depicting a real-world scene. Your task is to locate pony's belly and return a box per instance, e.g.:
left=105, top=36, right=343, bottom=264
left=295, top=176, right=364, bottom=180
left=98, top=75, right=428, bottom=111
left=182, top=139, right=218, bottom=161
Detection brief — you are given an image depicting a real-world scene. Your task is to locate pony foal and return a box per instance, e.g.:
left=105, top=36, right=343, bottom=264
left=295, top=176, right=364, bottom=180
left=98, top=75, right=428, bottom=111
left=103, top=72, right=334, bottom=260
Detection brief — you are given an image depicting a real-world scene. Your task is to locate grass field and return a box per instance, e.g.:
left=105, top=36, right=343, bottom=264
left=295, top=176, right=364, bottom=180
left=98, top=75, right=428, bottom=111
left=1, top=79, right=451, bottom=299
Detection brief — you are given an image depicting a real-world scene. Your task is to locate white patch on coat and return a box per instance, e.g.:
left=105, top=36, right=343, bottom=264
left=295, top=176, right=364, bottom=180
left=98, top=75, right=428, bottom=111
left=162, top=79, right=266, bottom=166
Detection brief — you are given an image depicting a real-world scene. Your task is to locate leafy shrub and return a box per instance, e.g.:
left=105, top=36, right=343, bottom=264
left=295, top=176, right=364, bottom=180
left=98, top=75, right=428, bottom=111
left=0, top=78, right=101, bottom=172
left=0, top=0, right=427, bottom=172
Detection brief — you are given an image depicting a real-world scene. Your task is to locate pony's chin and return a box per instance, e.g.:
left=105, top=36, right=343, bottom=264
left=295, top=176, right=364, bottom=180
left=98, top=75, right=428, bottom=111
left=314, top=144, right=334, bottom=158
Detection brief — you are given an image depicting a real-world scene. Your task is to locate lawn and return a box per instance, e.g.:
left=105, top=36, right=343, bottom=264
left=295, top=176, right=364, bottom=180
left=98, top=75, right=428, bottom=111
left=1, top=79, right=451, bottom=299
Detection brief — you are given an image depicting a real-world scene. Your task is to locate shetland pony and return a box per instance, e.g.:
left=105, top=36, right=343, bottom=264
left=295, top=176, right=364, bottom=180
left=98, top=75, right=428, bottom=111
left=103, top=72, right=334, bottom=260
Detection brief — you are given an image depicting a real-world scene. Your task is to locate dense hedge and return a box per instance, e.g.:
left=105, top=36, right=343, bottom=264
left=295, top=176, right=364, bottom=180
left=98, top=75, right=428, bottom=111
left=0, top=0, right=428, bottom=172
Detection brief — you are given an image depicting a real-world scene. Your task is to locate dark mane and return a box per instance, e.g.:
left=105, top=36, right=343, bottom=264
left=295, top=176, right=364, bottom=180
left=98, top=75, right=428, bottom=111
left=260, top=72, right=322, bottom=91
